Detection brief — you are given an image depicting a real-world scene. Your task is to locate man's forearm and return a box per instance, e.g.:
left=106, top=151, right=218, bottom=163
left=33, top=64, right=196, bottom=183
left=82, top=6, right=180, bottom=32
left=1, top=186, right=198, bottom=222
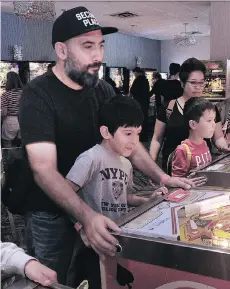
left=33, top=168, right=94, bottom=224
left=129, top=142, right=168, bottom=184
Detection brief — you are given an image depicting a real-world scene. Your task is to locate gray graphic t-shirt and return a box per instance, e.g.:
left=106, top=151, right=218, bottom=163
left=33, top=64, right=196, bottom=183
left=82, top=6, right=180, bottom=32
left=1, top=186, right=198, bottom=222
left=66, top=144, right=133, bottom=221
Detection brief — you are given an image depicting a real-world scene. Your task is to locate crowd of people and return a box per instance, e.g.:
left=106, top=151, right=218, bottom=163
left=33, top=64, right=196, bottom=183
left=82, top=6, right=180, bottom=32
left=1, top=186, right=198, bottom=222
left=1, top=5, right=230, bottom=289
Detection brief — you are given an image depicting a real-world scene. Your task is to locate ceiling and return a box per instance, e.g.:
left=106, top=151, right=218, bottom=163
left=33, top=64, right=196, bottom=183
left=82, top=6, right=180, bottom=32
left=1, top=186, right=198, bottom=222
left=1, top=1, right=210, bottom=40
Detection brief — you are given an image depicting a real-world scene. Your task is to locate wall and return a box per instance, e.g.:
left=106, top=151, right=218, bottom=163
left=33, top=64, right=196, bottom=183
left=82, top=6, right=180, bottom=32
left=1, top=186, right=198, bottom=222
left=104, top=32, right=161, bottom=70
left=1, top=12, right=161, bottom=70
left=1, top=12, right=56, bottom=61
left=160, top=36, right=210, bottom=72
left=210, top=2, right=230, bottom=63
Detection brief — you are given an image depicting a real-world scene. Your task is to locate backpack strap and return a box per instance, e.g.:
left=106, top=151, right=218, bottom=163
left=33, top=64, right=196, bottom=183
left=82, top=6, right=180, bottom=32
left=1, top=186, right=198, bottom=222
left=181, top=143, right=192, bottom=171
left=167, top=142, right=192, bottom=176
left=166, top=99, right=176, bottom=121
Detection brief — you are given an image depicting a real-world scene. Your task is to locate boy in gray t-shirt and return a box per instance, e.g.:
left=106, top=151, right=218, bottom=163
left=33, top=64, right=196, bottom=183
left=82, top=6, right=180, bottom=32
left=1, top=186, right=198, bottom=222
left=66, top=96, right=167, bottom=288
left=66, top=96, right=167, bottom=222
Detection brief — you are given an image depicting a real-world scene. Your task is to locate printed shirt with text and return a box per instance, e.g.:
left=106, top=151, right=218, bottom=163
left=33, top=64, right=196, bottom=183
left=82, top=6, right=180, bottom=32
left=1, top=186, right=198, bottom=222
left=172, top=139, right=212, bottom=177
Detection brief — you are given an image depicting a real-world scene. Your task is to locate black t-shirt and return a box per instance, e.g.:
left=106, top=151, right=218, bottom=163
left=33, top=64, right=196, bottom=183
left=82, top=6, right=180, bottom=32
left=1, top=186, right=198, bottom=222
left=149, top=79, right=166, bottom=107
left=157, top=100, right=221, bottom=162
left=130, top=75, right=150, bottom=107
left=19, top=71, right=115, bottom=212
left=162, top=79, right=183, bottom=103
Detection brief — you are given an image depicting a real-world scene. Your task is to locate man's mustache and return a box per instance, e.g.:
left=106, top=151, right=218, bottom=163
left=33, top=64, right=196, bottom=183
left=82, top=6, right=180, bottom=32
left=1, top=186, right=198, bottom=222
left=87, top=62, right=102, bottom=69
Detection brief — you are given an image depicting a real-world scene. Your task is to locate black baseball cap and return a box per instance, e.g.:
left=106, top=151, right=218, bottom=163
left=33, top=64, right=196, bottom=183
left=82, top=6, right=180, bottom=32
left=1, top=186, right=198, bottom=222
left=52, top=6, right=118, bottom=47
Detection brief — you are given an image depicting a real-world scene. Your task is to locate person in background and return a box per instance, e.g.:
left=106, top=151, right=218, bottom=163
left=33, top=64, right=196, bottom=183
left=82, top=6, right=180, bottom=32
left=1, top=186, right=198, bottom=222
left=1, top=72, right=23, bottom=148
left=130, top=67, right=150, bottom=142
left=150, top=58, right=230, bottom=172
left=149, top=72, right=166, bottom=114
left=19, top=6, right=197, bottom=287
left=66, top=96, right=167, bottom=287
left=172, top=98, right=216, bottom=177
left=47, top=62, right=55, bottom=72
left=216, top=98, right=230, bottom=144
left=1, top=241, right=57, bottom=286
left=105, top=76, right=121, bottom=94
left=161, top=62, right=183, bottom=106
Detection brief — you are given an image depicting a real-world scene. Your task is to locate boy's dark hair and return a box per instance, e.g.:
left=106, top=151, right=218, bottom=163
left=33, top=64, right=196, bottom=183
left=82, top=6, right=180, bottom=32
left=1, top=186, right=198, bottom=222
left=169, top=63, right=180, bottom=76
left=184, top=97, right=215, bottom=130
left=179, top=58, right=206, bottom=85
left=99, top=96, right=144, bottom=135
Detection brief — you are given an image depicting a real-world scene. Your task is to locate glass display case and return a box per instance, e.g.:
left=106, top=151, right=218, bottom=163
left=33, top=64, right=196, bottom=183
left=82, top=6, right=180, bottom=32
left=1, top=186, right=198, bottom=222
left=202, top=60, right=226, bottom=100
left=0, top=61, right=19, bottom=88
left=129, top=70, right=135, bottom=91
left=99, top=63, right=106, bottom=80
left=143, top=68, right=156, bottom=89
left=108, top=67, right=125, bottom=90
left=160, top=72, right=168, bottom=80
left=29, top=62, right=53, bottom=80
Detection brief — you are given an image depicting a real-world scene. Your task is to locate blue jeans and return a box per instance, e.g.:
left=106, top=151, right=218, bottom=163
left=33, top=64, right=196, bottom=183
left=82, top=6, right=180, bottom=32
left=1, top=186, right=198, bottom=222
left=25, top=212, right=76, bottom=286
left=25, top=212, right=101, bottom=288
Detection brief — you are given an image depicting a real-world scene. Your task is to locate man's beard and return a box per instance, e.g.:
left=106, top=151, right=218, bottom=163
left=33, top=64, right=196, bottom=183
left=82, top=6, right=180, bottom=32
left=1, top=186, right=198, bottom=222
left=64, top=55, right=101, bottom=88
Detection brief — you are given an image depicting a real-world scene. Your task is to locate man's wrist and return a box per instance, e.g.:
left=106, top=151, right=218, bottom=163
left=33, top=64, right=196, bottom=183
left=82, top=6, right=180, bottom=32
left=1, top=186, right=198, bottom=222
left=160, top=174, right=170, bottom=186
left=74, top=221, right=83, bottom=232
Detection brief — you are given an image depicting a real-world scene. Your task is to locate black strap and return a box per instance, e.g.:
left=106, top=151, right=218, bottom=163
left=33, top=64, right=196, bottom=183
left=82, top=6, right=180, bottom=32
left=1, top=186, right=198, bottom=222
left=176, top=99, right=183, bottom=110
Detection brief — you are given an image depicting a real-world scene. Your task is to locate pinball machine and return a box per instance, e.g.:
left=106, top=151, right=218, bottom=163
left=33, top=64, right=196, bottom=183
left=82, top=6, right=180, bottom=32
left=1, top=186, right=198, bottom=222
left=100, top=153, right=230, bottom=289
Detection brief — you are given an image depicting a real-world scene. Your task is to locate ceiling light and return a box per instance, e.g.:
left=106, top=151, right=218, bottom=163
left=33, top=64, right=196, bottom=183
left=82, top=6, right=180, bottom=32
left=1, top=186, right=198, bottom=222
left=13, top=1, right=56, bottom=20
left=174, top=23, right=198, bottom=46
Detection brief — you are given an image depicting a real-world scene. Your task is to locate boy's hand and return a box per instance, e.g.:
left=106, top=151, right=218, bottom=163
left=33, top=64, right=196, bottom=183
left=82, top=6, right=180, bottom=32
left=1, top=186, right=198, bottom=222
left=82, top=211, right=121, bottom=258
left=24, top=260, right=57, bottom=286
left=150, top=186, right=168, bottom=198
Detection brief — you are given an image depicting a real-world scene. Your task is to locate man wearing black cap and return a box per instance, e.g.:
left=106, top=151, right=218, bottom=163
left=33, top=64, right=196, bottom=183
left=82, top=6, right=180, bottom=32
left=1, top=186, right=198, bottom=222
left=19, top=6, right=195, bottom=287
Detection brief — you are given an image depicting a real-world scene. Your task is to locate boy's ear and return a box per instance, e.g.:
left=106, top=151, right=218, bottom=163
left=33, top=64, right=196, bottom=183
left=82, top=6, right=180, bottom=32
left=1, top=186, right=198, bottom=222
left=189, top=120, right=196, bottom=130
left=100, top=126, right=111, bottom=139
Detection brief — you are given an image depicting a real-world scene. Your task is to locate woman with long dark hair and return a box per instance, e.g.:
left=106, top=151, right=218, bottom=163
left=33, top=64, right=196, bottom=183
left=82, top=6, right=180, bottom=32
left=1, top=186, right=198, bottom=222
left=150, top=58, right=229, bottom=172
left=1, top=71, right=23, bottom=147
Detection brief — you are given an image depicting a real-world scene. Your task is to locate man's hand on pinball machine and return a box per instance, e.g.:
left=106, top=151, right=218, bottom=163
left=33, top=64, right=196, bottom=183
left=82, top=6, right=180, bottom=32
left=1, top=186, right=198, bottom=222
left=164, top=176, right=208, bottom=189
left=80, top=211, right=121, bottom=258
